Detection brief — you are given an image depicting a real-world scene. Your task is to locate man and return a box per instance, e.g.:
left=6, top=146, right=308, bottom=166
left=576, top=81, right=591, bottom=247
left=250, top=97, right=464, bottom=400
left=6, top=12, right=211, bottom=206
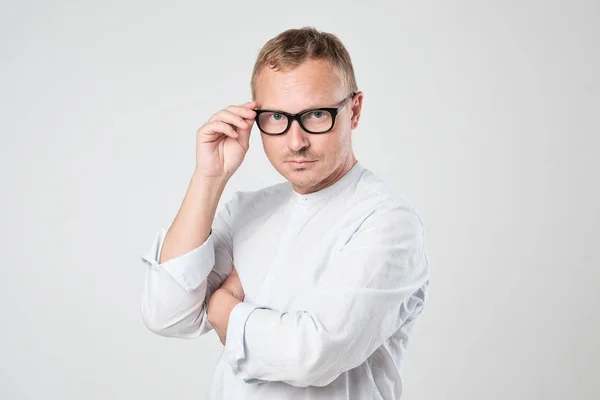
left=141, top=27, right=430, bottom=399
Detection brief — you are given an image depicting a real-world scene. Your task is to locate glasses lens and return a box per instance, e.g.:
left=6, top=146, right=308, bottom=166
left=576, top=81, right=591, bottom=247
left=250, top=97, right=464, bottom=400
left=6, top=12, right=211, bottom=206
left=301, top=110, right=333, bottom=133
left=258, top=112, right=288, bottom=134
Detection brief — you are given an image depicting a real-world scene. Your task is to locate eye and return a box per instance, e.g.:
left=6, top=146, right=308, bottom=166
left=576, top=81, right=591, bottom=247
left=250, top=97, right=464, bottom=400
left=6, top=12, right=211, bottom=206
left=310, top=111, right=324, bottom=119
left=271, top=113, right=283, bottom=121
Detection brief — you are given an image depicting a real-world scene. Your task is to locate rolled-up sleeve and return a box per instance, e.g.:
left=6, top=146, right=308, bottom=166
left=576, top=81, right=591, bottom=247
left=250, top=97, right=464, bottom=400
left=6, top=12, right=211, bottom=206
left=225, top=302, right=268, bottom=375
left=224, top=204, right=430, bottom=387
left=141, top=196, right=237, bottom=338
left=142, top=228, right=216, bottom=291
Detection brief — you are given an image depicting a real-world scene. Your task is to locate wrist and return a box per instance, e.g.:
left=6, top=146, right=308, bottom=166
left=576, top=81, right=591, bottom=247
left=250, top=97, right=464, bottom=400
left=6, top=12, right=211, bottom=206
left=191, top=170, right=231, bottom=188
left=187, top=172, right=229, bottom=220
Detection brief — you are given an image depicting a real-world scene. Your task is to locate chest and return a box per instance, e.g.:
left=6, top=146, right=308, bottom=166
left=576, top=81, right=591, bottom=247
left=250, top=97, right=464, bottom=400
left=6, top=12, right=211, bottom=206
left=231, top=203, right=365, bottom=310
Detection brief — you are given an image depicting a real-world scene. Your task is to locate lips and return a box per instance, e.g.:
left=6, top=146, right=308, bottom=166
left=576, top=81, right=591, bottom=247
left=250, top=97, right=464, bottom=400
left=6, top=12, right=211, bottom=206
left=287, top=159, right=316, bottom=167
left=287, top=159, right=315, bottom=163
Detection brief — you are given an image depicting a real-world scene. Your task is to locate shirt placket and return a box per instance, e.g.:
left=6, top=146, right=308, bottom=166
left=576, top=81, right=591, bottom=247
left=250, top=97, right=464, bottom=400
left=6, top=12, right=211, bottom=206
left=254, top=198, right=311, bottom=305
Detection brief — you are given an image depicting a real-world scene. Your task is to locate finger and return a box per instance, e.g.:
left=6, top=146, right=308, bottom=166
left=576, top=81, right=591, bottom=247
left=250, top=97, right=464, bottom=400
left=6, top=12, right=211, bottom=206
left=236, top=118, right=254, bottom=149
left=201, top=120, right=239, bottom=139
left=225, top=104, right=257, bottom=120
left=238, top=117, right=255, bottom=132
left=209, top=110, right=249, bottom=131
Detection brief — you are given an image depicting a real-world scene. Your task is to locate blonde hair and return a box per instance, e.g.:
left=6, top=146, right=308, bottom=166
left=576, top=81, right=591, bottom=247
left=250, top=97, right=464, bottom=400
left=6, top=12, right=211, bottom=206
left=251, top=27, right=358, bottom=98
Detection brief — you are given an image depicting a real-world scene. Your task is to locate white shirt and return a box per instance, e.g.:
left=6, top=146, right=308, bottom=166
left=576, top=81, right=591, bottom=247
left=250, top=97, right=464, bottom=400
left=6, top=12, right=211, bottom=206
left=141, top=162, right=430, bottom=399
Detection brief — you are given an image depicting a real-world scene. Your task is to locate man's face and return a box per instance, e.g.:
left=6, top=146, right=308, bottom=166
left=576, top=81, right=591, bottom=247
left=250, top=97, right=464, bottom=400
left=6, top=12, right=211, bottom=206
left=254, top=59, right=362, bottom=194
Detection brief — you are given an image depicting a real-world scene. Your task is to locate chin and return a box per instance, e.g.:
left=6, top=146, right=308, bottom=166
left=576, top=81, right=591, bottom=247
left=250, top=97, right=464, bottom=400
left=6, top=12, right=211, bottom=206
left=274, top=161, right=325, bottom=190
left=288, top=173, right=323, bottom=191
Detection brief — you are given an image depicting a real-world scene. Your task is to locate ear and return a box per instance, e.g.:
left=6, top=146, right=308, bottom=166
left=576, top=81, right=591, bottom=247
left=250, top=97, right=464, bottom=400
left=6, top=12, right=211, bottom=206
left=350, top=91, right=364, bottom=130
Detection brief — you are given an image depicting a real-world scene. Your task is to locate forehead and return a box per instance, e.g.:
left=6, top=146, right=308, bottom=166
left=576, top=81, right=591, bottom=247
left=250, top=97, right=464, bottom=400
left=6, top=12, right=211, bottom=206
left=255, top=59, right=346, bottom=112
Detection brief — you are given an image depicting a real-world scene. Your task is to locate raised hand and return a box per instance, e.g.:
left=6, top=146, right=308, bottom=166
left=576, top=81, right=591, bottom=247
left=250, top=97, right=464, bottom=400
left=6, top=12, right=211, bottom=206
left=195, top=101, right=257, bottom=179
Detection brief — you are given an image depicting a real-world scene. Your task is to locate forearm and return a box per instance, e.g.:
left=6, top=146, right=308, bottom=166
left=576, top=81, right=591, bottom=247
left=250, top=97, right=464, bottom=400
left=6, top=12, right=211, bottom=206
left=227, top=306, right=336, bottom=386
left=207, top=289, right=242, bottom=344
left=141, top=174, right=236, bottom=338
left=160, top=173, right=228, bottom=264
left=225, top=277, right=428, bottom=386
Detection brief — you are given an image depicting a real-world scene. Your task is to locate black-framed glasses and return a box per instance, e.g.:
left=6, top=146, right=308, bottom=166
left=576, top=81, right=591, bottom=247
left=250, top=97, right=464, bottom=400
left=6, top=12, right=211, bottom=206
left=254, top=92, right=356, bottom=136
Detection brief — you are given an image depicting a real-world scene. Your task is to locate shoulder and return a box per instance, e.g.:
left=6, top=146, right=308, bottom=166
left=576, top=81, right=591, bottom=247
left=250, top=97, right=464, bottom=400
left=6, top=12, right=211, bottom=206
left=352, top=167, right=425, bottom=229
left=348, top=167, right=429, bottom=269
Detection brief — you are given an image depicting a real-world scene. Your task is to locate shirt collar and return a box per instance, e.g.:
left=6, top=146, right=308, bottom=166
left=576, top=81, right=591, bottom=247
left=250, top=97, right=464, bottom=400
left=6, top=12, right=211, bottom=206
left=290, top=161, right=365, bottom=206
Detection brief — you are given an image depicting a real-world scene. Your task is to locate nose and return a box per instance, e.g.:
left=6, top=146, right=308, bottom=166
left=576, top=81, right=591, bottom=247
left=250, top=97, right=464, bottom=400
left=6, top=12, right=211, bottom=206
left=286, top=120, right=310, bottom=152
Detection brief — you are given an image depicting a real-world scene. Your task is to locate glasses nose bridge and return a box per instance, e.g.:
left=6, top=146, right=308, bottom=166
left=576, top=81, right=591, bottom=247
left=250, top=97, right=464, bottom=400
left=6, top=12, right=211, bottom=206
left=285, top=115, right=310, bottom=150
left=286, top=112, right=306, bottom=133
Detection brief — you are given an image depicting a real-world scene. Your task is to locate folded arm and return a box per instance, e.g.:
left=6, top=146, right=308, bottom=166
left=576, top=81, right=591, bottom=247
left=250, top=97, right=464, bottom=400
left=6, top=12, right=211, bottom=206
left=140, top=188, right=238, bottom=338
left=222, top=204, right=430, bottom=387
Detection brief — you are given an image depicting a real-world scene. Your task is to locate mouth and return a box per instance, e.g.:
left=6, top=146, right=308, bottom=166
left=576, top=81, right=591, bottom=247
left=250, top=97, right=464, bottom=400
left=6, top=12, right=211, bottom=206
left=286, top=159, right=316, bottom=167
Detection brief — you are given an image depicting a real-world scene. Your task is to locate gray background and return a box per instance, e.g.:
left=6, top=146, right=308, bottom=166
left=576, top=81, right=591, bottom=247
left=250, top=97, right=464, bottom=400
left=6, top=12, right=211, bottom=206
left=1, top=0, right=598, bottom=399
